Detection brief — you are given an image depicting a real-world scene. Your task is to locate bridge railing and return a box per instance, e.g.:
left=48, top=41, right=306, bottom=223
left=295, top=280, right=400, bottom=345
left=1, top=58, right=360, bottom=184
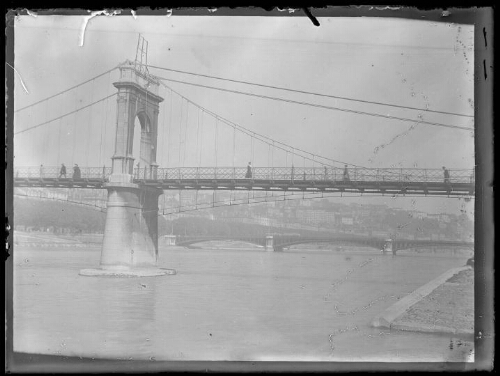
left=14, top=166, right=474, bottom=185
left=154, top=167, right=474, bottom=184
left=14, top=166, right=112, bottom=181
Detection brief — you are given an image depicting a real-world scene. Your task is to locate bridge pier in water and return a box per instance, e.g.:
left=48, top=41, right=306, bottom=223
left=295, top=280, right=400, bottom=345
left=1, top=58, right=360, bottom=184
left=161, top=235, right=177, bottom=246
left=80, top=182, right=175, bottom=276
left=100, top=184, right=161, bottom=267
left=383, top=239, right=397, bottom=255
left=265, top=235, right=274, bottom=251
left=80, top=61, right=175, bottom=277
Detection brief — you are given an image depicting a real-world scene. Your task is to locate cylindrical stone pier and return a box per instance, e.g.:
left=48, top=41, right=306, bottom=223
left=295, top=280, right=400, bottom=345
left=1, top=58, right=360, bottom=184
left=80, top=181, right=175, bottom=277
left=100, top=183, right=161, bottom=268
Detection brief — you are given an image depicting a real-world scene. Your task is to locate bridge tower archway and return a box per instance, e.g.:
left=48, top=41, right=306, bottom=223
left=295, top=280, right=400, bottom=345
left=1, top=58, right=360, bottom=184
left=132, top=110, right=154, bottom=176
left=110, top=60, right=163, bottom=180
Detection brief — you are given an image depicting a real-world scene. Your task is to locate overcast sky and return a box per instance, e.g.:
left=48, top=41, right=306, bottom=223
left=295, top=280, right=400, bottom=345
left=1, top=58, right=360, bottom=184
left=13, top=13, right=474, bottom=217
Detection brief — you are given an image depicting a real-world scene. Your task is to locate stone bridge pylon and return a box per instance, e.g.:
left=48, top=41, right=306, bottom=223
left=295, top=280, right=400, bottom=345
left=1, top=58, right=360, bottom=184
left=80, top=61, right=174, bottom=277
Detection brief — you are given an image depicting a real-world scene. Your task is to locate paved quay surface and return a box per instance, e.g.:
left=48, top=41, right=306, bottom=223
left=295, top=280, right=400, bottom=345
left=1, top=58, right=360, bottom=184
left=372, top=265, right=474, bottom=362
left=391, top=267, right=474, bottom=336
left=372, top=266, right=474, bottom=334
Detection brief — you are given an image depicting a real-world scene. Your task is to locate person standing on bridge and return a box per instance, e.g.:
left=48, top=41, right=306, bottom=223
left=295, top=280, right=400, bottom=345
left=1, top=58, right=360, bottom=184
left=39, top=164, right=44, bottom=179
left=245, top=162, right=252, bottom=178
left=59, top=163, right=67, bottom=178
left=443, top=166, right=450, bottom=184
left=73, top=164, right=81, bottom=180
left=343, top=164, right=350, bottom=182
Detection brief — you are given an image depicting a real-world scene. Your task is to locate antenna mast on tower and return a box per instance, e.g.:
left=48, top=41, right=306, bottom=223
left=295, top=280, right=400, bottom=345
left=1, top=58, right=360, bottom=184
left=135, top=34, right=150, bottom=76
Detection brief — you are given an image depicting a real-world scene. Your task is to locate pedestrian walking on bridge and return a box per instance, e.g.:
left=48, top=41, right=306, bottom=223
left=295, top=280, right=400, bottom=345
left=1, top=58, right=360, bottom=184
left=73, top=164, right=81, bottom=180
left=443, top=166, right=450, bottom=184
left=59, top=163, right=67, bottom=178
left=245, top=162, right=252, bottom=178
left=343, top=164, right=350, bottom=182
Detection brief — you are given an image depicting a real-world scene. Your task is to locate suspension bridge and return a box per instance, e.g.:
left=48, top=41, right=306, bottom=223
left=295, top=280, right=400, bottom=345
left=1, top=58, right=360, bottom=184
left=12, top=36, right=475, bottom=276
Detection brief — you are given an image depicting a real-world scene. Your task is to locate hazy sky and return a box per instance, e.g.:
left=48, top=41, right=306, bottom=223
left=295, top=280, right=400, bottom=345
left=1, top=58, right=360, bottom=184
left=12, top=13, right=475, bottom=217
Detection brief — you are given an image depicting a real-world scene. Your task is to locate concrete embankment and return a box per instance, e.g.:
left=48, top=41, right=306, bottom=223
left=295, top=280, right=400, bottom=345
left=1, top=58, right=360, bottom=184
left=371, top=266, right=471, bottom=334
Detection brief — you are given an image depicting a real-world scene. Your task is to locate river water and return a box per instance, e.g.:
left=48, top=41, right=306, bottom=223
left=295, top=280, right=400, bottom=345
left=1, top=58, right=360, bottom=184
left=13, top=243, right=472, bottom=362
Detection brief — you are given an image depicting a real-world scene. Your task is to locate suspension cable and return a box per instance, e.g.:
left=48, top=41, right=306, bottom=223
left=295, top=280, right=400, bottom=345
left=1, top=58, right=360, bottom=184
left=86, top=80, right=94, bottom=167
left=43, top=100, right=49, bottom=164
left=183, top=102, right=189, bottom=166
left=251, top=133, right=254, bottom=164
left=178, top=98, right=184, bottom=166
left=14, top=93, right=117, bottom=136
left=14, top=66, right=119, bottom=113
left=199, top=110, right=204, bottom=168
left=156, top=90, right=167, bottom=166
left=100, top=72, right=111, bottom=168
left=156, top=76, right=473, bottom=131
left=272, top=141, right=275, bottom=169
left=160, top=82, right=365, bottom=168
left=232, top=126, right=236, bottom=169
left=143, top=63, right=473, bottom=118
left=215, top=118, right=219, bottom=168
left=196, top=105, right=201, bottom=168
left=167, top=88, right=173, bottom=167
left=72, top=88, right=78, bottom=166
left=57, top=118, right=62, bottom=165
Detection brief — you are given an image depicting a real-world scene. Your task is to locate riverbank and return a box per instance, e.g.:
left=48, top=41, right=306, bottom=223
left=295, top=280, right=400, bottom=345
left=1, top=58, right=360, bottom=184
left=391, top=267, right=474, bottom=336
left=371, top=265, right=473, bottom=336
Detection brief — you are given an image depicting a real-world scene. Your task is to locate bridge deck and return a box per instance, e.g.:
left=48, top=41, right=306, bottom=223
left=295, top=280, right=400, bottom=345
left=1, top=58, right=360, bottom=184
left=13, top=166, right=475, bottom=197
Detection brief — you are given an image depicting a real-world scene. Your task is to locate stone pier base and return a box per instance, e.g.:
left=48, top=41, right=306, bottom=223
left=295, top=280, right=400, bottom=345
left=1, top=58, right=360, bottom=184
left=79, top=179, right=175, bottom=277
left=79, top=266, right=176, bottom=277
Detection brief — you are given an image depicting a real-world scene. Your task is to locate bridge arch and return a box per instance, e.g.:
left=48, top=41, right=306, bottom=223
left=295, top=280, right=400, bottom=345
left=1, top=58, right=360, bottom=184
left=176, top=236, right=266, bottom=248
left=132, top=110, right=154, bottom=172
left=274, top=238, right=386, bottom=252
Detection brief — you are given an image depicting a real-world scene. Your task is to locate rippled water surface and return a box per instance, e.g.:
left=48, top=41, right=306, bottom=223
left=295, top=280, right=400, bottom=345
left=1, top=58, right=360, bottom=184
left=14, top=244, right=472, bottom=362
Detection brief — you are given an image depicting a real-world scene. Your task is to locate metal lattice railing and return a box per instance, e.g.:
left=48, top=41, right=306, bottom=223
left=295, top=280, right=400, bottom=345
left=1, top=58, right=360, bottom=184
left=14, top=166, right=112, bottom=181
left=14, top=166, right=475, bottom=184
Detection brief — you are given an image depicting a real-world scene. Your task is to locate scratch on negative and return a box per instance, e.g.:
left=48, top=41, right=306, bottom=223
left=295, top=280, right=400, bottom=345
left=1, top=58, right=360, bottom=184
left=7, top=62, right=29, bottom=94
left=373, top=123, right=416, bottom=156
left=79, top=10, right=122, bottom=47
